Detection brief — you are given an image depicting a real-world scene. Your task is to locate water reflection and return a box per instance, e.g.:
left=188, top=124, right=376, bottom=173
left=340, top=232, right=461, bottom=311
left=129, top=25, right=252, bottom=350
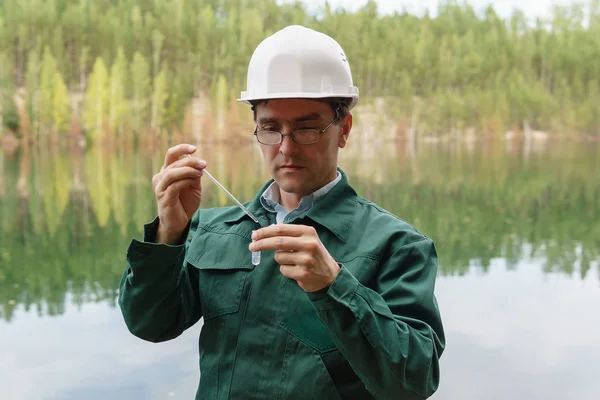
left=1, top=138, right=599, bottom=399
left=434, top=261, right=600, bottom=400
left=0, top=139, right=598, bottom=321
left=0, top=298, right=201, bottom=400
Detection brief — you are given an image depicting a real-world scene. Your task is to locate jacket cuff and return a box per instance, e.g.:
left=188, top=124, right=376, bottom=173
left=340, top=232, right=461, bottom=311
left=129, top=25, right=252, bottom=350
left=142, top=216, right=161, bottom=242
left=126, top=238, right=186, bottom=271
left=125, top=217, right=188, bottom=275
left=142, top=216, right=193, bottom=245
left=307, top=264, right=359, bottom=310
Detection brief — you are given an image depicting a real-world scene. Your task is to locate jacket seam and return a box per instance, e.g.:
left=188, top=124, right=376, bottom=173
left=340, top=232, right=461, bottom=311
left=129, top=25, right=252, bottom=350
left=197, top=224, right=252, bottom=240
left=356, top=198, right=427, bottom=236
left=396, top=236, right=431, bottom=249
left=338, top=253, right=380, bottom=263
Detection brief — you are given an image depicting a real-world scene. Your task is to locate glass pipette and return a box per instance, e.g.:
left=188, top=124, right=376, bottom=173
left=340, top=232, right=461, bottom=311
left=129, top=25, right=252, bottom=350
left=202, top=170, right=260, bottom=224
left=184, top=154, right=259, bottom=224
left=202, top=170, right=261, bottom=265
left=185, top=155, right=262, bottom=265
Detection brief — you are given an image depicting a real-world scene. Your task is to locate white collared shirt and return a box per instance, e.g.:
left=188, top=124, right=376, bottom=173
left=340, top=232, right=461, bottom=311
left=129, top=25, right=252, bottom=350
left=259, top=171, right=342, bottom=224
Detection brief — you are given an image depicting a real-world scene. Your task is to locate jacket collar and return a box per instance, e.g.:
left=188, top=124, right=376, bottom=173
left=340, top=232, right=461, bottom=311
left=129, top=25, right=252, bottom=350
left=223, top=168, right=357, bottom=243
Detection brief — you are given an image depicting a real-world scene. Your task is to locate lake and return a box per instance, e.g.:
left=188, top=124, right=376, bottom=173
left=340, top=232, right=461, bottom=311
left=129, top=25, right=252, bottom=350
left=1, top=137, right=599, bottom=400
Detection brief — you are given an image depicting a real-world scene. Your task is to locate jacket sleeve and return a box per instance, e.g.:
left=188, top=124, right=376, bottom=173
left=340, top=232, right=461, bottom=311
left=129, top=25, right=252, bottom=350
left=118, top=212, right=202, bottom=343
left=307, top=237, right=445, bottom=399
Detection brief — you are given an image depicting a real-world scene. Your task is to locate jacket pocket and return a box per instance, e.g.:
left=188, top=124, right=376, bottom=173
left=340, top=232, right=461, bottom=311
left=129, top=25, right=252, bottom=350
left=195, top=263, right=254, bottom=320
left=276, top=335, right=343, bottom=400
left=185, top=229, right=255, bottom=320
left=279, top=309, right=337, bottom=354
left=280, top=312, right=374, bottom=399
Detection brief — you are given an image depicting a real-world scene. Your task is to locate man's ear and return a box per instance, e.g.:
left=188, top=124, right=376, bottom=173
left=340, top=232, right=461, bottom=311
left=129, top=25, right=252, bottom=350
left=338, top=114, right=352, bottom=148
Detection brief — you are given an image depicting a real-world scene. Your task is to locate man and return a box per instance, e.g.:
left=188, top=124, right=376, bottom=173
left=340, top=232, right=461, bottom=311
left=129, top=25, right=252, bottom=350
left=119, top=25, right=445, bottom=399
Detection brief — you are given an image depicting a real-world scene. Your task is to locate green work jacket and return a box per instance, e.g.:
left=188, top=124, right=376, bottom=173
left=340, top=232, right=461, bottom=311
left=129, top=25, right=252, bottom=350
left=118, top=169, right=445, bottom=399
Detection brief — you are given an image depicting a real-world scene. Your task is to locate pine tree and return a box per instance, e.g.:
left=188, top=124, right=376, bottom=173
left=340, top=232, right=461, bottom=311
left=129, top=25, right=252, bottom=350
left=25, top=50, right=41, bottom=136
left=151, top=69, right=168, bottom=134
left=83, top=57, right=109, bottom=137
left=108, top=48, right=128, bottom=138
left=214, top=73, right=229, bottom=135
left=164, top=68, right=189, bottom=132
left=151, top=29, right=164, bottom=78
left=130, top=51, right=151, bottom=133
left=39, top=47, right=58, bottom=136
left=52, top=71, right=70, bottom=135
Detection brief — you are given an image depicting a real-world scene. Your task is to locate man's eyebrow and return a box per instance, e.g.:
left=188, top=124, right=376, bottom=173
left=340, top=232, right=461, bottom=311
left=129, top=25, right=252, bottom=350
left=293, top=113, right=322, bottom=123
left=257, top=117, right=277, bottom=125
left=257, top=113, right=322, bottom=125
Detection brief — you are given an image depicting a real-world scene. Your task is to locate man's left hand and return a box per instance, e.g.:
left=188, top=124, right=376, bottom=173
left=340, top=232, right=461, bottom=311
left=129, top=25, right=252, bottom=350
left=249, top=225, right=340, bottom=292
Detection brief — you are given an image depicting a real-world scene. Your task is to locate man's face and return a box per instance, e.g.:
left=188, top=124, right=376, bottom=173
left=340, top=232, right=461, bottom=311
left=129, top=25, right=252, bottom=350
left=254, top=98, right=352, bottom=198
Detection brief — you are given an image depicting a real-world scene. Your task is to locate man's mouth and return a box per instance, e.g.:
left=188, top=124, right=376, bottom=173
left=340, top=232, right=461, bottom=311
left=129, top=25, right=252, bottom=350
left=280, top=165, right=303, bottom=170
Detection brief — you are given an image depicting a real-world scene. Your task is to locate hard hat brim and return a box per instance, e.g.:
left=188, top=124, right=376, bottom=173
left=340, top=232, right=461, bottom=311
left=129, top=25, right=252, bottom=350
left=238, top=89, right=359, bottom=110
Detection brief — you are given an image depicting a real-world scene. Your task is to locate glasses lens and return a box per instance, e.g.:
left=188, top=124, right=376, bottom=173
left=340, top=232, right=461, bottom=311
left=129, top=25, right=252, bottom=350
left=256, top=131, right=281, bottom=145
left=293, top=129, right=320, bottom=144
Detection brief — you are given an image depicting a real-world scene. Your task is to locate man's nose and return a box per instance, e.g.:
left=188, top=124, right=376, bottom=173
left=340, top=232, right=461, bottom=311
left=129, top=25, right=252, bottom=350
left=279, top=132, right=298, bottom=156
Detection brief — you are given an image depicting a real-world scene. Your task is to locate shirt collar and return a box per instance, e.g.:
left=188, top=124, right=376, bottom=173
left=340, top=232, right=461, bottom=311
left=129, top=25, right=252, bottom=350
left=223, top=169, right=357, bottom=242
left=259, top=171, right=342, bottom=213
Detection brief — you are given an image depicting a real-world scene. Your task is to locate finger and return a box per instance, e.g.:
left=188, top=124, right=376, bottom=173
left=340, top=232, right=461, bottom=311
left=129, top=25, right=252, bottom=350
left=155, top=167, right=203, bottom=193
left=251, top=224, right=314, bottom=241
left=273, top=250, right=300, bottom=266
left=250, top=236, right=306, bottom=252
left=279, top=265, right=307, bottom=281
left=162, top=177, right=201, bottom=198
left=163, top=155, right=207, bottom=172
left=163, top=144, right=197, bottom=169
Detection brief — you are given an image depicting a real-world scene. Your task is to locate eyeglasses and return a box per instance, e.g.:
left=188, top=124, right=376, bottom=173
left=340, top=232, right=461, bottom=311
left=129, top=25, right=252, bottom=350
left=253, top=118, right=338, bottom=145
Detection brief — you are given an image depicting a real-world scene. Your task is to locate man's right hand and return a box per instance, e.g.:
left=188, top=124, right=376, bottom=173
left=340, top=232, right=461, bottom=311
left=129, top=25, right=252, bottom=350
left=152, top=144, right=206, bottom=244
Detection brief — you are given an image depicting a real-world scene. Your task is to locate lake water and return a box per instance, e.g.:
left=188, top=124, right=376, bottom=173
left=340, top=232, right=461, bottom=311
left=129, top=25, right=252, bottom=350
left=1, top=137, right=599, bottom=400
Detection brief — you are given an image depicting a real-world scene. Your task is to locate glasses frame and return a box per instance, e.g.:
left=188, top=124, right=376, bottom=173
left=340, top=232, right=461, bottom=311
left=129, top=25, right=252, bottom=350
left=253, top=117, right=338, bottom=145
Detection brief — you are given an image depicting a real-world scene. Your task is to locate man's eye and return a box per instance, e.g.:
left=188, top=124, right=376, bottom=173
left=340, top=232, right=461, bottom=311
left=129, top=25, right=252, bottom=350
left=261, top=127, right=277, bottom=131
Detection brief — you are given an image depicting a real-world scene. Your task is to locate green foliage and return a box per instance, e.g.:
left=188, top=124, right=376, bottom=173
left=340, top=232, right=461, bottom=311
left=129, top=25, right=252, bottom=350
left=108, top=48, right=128, bottom=137
left=83, top=57, right=109, bottom=137
left=52, top=71, right=70, bottom=133
left=0, top=143, right=598, bottom=319
left=150, top=69, right=168, bottom=131
left=25, top=50, right=40, bottom=130
left=130, top=52, right=151, bottom=134
left=1, top=0, right=599, bottom=137
left=38, top=47, right=58, bottom=132
left=0, top=50, right=17, bottom=132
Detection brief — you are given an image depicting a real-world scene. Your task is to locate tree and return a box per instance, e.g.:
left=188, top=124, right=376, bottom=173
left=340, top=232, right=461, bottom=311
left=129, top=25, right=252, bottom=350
left=130, top=51, right=151, bottom=134
left=151, top=29, right=164, bottom=78
left=52, top=71, right=70, bottom=135
left=0, top=51, right=17, bottom=135
left=2, top=0, right=600, bottom=140
left=150, top=68, right=168, bottom=134
left=108, top=48, right=128, bottom=138
left=39, top=47, right=58, bottom=136
left=25, top=50, right=41, bottom=134
left=83, top=57, right=109, bottom=138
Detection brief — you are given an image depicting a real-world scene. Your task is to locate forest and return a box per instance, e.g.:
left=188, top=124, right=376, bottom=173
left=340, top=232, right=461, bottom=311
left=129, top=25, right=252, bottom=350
left=1, top=0, right=600, bottom=145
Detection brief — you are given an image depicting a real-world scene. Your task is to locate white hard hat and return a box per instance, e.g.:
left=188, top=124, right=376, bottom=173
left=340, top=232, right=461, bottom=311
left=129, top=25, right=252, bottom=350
left=238, top=25, right=359, bottom=110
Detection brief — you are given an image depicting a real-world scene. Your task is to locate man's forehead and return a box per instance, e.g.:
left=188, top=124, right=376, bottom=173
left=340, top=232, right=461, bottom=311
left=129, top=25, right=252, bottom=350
left=257, top=112, right=323, bottom=124
left=254, top=99, right=332, bottom=121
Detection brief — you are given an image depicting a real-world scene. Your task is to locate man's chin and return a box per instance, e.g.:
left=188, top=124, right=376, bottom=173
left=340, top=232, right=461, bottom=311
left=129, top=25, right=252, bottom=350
left=274, top=177, right=307, bottom=196
left=277, top=181, right=304, bottom=194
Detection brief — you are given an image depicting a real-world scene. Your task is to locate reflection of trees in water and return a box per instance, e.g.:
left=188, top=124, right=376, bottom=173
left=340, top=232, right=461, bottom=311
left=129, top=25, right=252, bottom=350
left=0, top=141, right=598, bottom=321
left=343, top=141, right=599, bottom=278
